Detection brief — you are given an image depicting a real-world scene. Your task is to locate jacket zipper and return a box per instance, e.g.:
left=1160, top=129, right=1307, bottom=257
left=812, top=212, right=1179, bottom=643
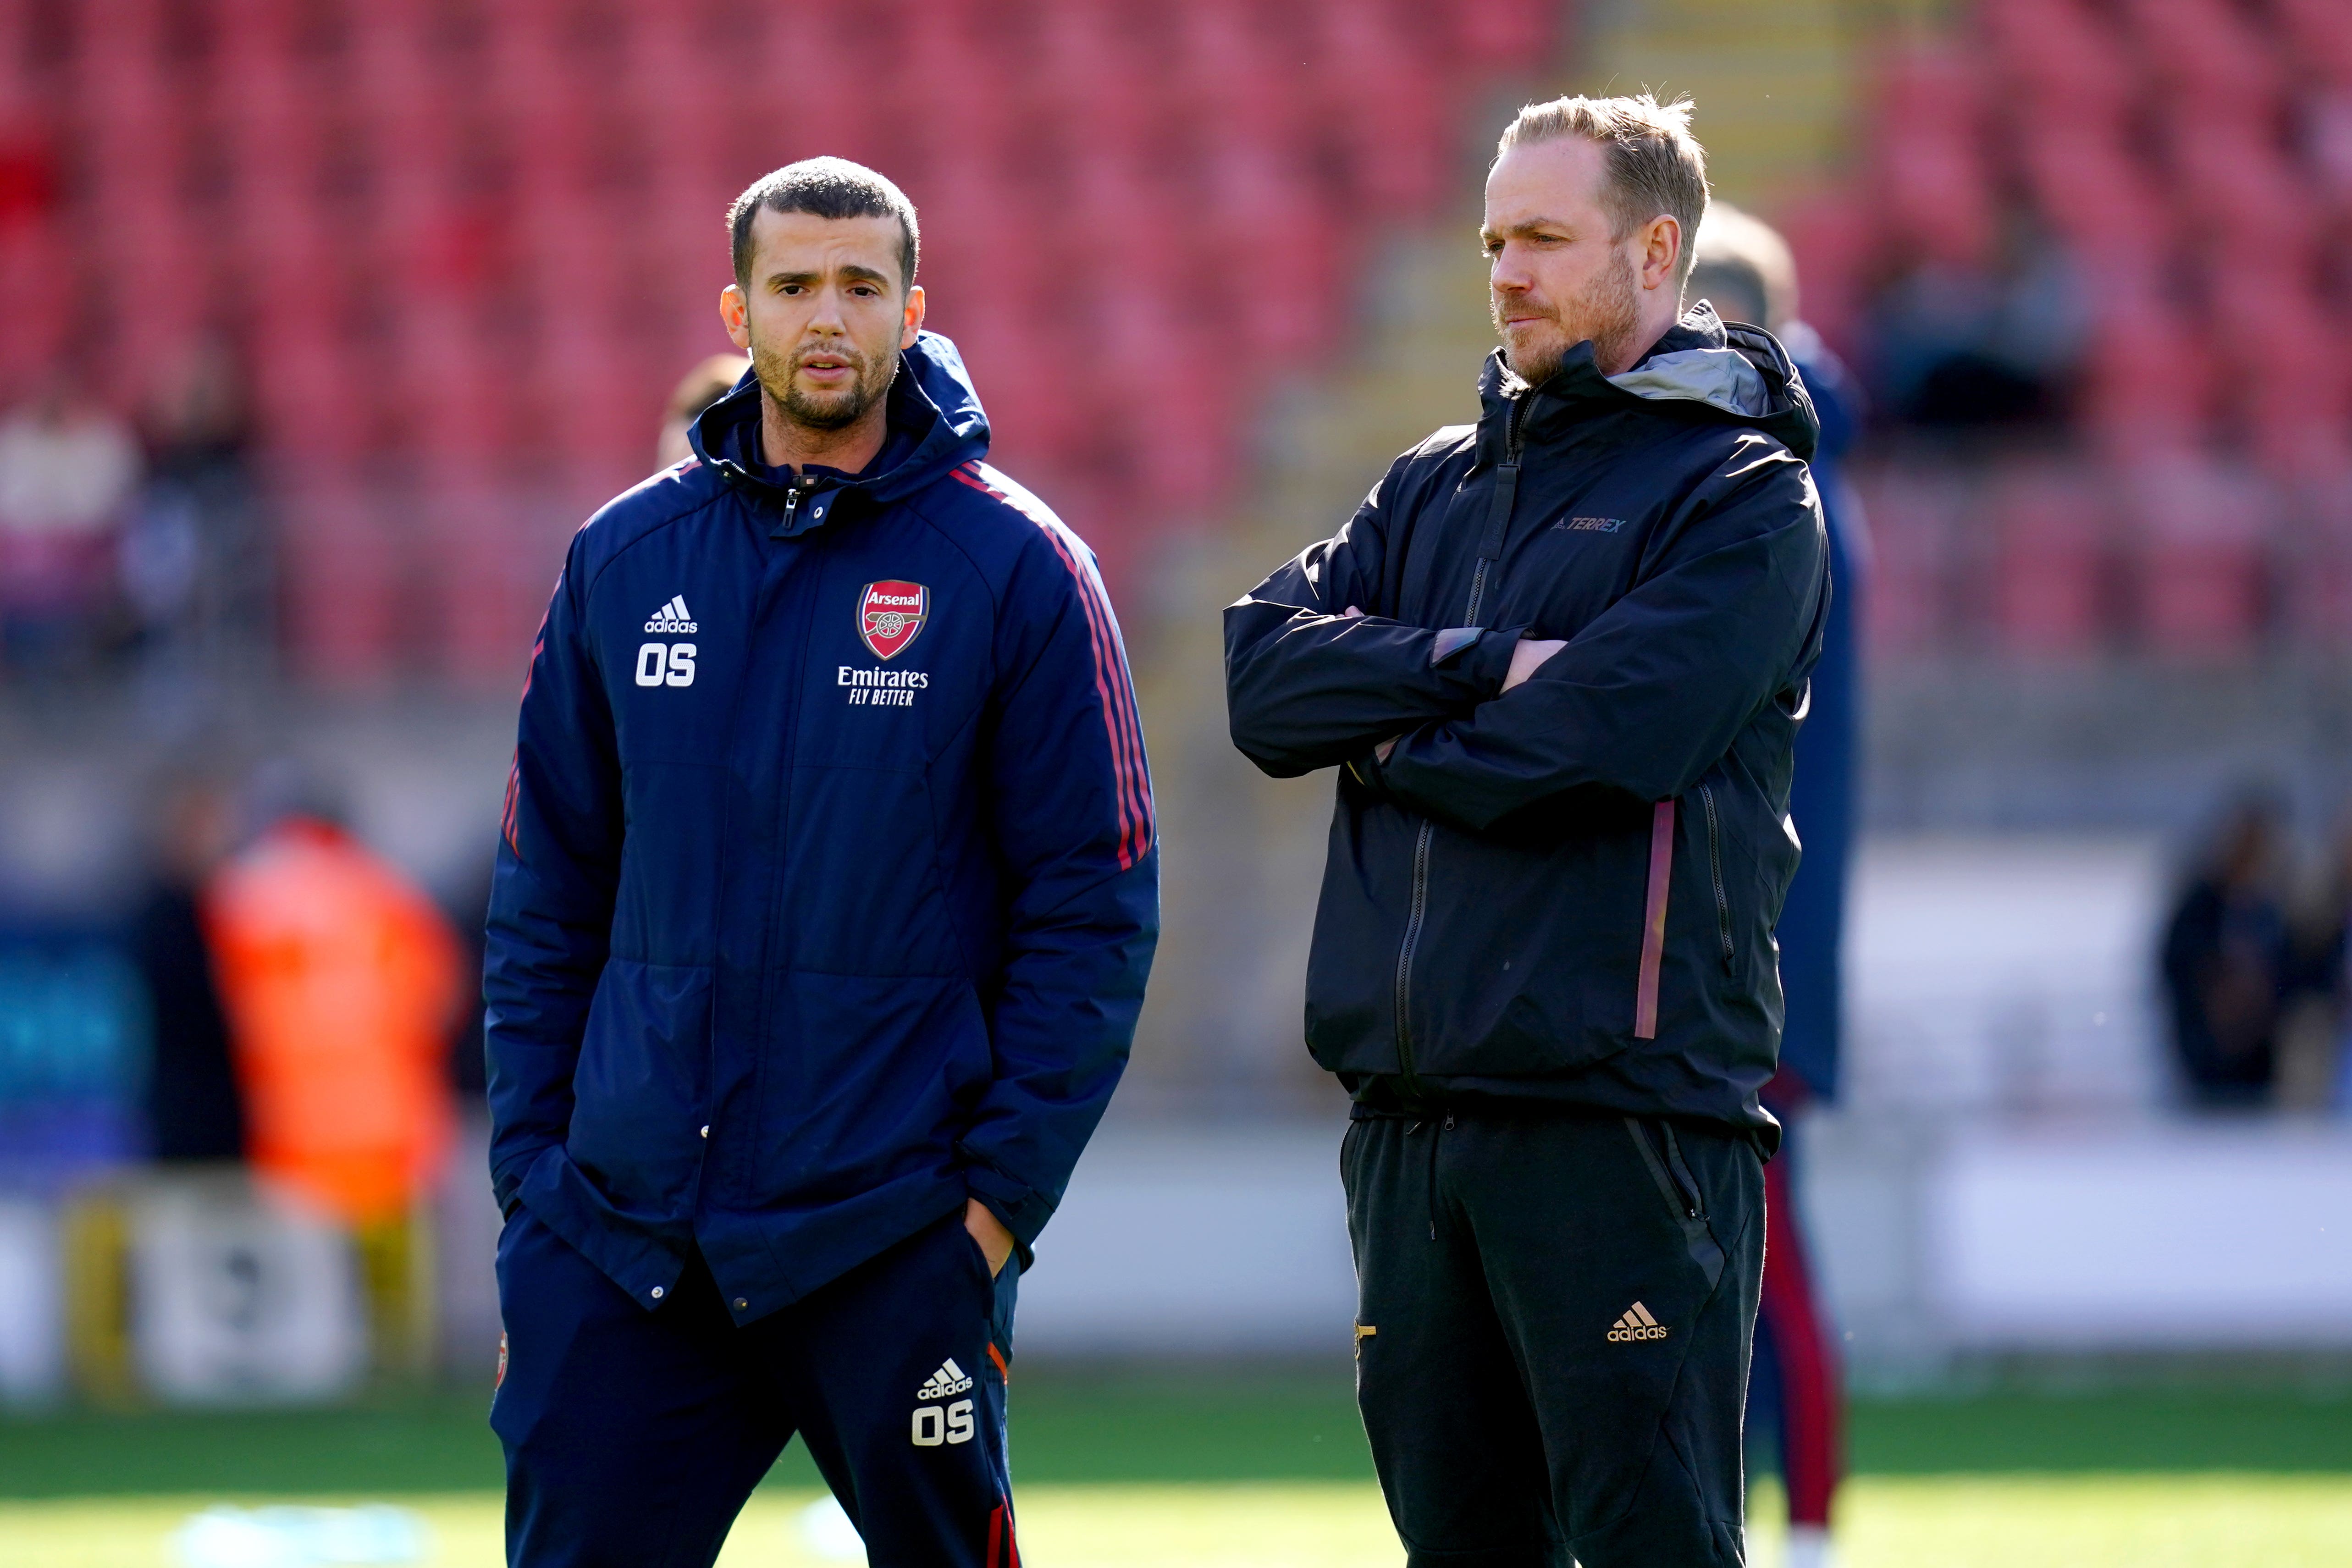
left=1393, top=822, right=1435, bottom=1091
left=1392, top=395, right=1528, bottom=1095
left=1698, top=783, right=1734, bottom=972
left=1461, top=396, right=1527, bottom=626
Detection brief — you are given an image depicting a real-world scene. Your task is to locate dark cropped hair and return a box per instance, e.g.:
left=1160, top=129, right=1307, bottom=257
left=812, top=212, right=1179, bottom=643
left=727, top=157, right=920, bottom=292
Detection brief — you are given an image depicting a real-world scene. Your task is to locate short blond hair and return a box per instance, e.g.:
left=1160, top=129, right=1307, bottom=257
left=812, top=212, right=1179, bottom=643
left=1496, top=93, right=1710, bottom=283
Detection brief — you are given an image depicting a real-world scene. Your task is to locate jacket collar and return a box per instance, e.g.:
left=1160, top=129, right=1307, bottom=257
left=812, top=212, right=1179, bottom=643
left=689, top=330, right=993, bottom=538
left=1476, top=300, right=1820, bottom=464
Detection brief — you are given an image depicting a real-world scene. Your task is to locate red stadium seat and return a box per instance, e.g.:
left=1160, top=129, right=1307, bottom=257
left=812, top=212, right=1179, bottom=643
left=2275, top=0, right=2352, bottom=87
left=1978, top=0, right=2138, bottom=125
left=2121, top=456, right=2273, bottom=659
left=1451, top=0, right=1557, bottom=74
left=1992, top=465, right=2110, bottom=658
left=2275, top=467, right=2352, bottom=650
left=0, top=221, right=74, bottom=379
left=2121, top=0, right=2281, bottom=104
left=1848, top=466, right=1956, bottom=659
left=1312, top=1, right=1448, bottom=216
left=1028, top=0, right=1164, bottom=162
left=273, top=470, right=403, bottom=686
left=1171, top=1, right=1302, bottom=147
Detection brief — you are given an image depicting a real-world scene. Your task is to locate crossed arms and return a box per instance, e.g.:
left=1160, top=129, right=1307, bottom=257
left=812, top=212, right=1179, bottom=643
left=1223, top=447, right=1829, bottom=834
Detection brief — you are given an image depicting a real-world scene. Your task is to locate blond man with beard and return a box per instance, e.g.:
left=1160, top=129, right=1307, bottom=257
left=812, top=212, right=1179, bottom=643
left=1227, top=97, right=1830, bottom=1567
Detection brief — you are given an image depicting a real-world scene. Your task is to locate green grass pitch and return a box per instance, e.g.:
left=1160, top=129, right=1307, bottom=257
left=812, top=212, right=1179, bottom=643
left=3, top=1374, right=2349, bottom=1565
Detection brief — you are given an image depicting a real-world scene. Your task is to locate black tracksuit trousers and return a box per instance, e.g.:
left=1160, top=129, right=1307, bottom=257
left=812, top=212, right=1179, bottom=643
left=1343, top=1108, right=1766, bottom=1568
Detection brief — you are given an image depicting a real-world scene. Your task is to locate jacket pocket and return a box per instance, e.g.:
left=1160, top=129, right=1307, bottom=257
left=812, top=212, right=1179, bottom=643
left=1625, top=1117, right=1725, bottom=1290
left=1303, top=797, right=1421, bottom=1075
left=1695, top=784, right=1736, bottom=974
left=566, top=961, right=714, bottom=1212
left=1409, top=806, right=1650, bottom=1075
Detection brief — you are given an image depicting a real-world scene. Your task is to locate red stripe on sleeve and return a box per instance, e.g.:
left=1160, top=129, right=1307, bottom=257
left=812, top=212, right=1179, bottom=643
left=501, top=753, right=522, bottom=861
left=950, top=464, right=1154, bottom=867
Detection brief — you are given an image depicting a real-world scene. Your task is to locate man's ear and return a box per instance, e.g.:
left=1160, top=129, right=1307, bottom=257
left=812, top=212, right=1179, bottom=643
left=720, top=283, right=751, bottom=350
left=1640, top=216, right=1682, bottom=293
left=900, top=284, right=926, bottom=350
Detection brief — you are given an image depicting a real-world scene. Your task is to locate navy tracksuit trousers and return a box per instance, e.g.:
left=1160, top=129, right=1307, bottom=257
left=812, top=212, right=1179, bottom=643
left=492, top=1206, right=1018, bottom=1568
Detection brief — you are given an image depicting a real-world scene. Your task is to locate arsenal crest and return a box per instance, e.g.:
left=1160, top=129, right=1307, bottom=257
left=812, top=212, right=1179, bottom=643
left=858, top=580, right=929, bottom=660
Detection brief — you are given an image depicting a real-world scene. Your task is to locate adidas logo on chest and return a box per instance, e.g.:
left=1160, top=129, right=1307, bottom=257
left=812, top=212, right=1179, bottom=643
left=635, top=595, right=700, bottom=688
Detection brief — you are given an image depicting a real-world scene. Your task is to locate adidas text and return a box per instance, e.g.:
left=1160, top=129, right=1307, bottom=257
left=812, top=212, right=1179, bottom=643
left=1607, top=1302, right=1668, bottom=1342
left=645, top=594, right=698, bottom=634
left=917, top=1358, right=974, bottom=1400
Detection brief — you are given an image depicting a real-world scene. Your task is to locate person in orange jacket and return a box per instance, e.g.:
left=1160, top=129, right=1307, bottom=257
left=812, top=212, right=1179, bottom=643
left=204, top=807, right=463, bottom=1230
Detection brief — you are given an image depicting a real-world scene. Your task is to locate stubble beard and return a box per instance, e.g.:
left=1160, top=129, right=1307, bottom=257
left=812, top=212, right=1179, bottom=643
left=1496, top=248, right=1642, bottom=384
left=750, top=334, right=898, bottom=435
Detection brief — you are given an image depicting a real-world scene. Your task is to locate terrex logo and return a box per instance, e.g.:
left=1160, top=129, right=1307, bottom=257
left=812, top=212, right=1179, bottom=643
left=860, top=580, right=929, bottom=660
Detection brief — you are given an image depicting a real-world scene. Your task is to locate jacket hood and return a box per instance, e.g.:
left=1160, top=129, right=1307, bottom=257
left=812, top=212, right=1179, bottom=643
left=1480, top=300, right=1820, bottom=462
left=687, top=329, right=992, bottom=534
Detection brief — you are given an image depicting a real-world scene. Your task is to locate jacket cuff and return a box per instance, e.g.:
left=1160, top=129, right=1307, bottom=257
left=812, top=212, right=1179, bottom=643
left=1428, top=626, right=1483, bottom=664
left=490, top=1145, right=552, bottom=1218
left=1462, top=625, right=1525, bottom=694
left=960, top=1158, right=1056, bottom=1253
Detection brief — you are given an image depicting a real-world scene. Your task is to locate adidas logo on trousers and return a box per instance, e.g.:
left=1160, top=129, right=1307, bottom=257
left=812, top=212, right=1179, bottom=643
left=1607, top=1301, right=1669, bottom=1342
left=916, top=1358, right=974, bottom=1399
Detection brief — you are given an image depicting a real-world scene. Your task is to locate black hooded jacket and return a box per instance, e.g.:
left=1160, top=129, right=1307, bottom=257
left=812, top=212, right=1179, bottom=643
left=1225, top=304, right=1829, bottom=1147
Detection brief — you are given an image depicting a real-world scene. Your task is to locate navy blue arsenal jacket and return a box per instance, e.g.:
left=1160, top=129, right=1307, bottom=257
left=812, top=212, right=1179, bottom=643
left=485, top=334, right=1158, bottom=1323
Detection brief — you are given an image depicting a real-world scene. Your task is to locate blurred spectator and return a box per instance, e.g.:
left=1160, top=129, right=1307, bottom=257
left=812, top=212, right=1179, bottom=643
left=2277, top=811, right=2352, bottom=1112
left=203, top=777, right=462, bottom=1225
left=1691, top=202, right=1859, bottom=1568
left=203, top=777, right=463, bottom=1372
left=1868, top=240, right=2087, bottom=431
left=2160, top=795, right=2292, bottom=1107
left=0, top=378, right=141, bottom=670
left=126, top=336, right=270, bottom=675
left=656, top=353, right=751, bottom=469
left=127, top=771, right=245, bottom=1163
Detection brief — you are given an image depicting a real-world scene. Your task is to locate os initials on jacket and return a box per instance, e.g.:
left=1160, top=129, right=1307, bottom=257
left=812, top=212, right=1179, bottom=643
left=1225, top=302, right=1828, bottom=1148
left=485, top=333, right=1158, bottom=1324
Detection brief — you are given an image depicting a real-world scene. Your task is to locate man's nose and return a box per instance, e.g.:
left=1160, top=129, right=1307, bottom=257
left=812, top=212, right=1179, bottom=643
left=807, top=288, right=850, bottom=331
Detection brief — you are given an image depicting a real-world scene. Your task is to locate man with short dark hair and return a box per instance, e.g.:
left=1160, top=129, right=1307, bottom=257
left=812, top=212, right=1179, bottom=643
left=486, top=155, right=1157, bottom=1568
left=1226, top=96, right=1829, bottom=1566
